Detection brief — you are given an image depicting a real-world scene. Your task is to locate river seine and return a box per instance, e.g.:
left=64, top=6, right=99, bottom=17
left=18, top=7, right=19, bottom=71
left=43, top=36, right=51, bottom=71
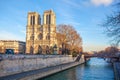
left=41, top=58, right=114, bottom=80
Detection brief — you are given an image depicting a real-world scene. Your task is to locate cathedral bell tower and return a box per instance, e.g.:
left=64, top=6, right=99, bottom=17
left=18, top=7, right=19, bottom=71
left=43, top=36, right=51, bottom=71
left=26, top=12, right=41, bottom=54
left=43, top=10, right=56, bottom=46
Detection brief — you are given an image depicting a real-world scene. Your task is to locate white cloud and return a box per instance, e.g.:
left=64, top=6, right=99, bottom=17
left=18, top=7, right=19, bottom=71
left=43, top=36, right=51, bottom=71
left=91, top=0, right=113, bottom=6
left=62, top=0, right=81, bottom=8
left=0, top=31, right=25, bottom=41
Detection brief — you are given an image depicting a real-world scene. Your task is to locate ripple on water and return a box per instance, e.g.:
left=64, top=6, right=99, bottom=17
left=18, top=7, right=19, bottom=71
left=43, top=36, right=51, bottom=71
left=40, top=58, right=114, bottom=80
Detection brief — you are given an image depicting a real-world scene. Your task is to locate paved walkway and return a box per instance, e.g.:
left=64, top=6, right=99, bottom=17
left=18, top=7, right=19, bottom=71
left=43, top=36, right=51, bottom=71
left=0, top=62, right=79, bottom=80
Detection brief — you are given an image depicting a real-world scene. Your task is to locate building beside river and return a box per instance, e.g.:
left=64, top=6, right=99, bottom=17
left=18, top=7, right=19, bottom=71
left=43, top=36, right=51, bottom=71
left=26, top=10, right=57, bottom=54
left=0, top=40, right=25, bottom=54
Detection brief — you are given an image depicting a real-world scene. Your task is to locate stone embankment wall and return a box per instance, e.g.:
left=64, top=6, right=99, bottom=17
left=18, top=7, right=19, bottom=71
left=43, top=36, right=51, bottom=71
left=21, top=57, right=85, bottom=80
left=0, top=54, right=75, bottom=77
left=113, top=62, right=120, bottom=80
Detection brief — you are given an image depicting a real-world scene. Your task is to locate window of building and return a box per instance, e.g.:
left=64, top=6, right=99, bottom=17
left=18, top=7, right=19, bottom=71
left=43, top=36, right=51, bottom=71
left=46, top=15, right=49, bottom=24
left=30, top=15, right=35, bottom=25
left=33, top=16, right=35, bottom=25
left=49, top=14, right=51, bottom=24
left=30, top=16, right=32, bottom=25
left=38, top=33, right=43, bottom=40
left=46, top=14, right=51, bottom=24
left=46, top=33, right=50, bottom=40
left=38, top=15, right=41, bottom=25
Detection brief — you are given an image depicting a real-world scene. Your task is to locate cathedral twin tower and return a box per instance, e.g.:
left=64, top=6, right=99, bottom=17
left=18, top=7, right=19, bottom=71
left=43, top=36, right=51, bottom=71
left=26, top=10, right=57, bottom=54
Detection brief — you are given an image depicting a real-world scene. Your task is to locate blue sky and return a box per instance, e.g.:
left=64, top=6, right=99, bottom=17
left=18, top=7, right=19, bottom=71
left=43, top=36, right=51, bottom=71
left=0, top=0, right=116, bottom=52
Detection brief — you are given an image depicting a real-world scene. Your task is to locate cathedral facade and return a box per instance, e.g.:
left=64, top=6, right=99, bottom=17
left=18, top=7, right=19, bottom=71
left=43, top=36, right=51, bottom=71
left=26, top=10, right=57, bottom=54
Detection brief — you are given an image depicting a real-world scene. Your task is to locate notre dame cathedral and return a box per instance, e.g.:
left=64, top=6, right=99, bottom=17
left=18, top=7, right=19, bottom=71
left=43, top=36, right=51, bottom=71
left=26, top=10, right=57, bottom=54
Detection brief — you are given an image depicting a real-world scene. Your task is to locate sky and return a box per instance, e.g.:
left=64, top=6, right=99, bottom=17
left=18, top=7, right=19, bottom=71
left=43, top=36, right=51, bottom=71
left=0, top=0, right=117, bottom=52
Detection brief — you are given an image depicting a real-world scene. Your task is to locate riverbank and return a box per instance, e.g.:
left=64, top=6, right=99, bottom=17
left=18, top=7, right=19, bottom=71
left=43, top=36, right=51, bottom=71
left=0, top=54, right=85, bottom=80
left=113, top=62, right=120, bottom=80
left=0, top=54, right=74, bottom=77
left=41, top=58, right=114, bottom=80
left=0, top=62, right=85, bottom=80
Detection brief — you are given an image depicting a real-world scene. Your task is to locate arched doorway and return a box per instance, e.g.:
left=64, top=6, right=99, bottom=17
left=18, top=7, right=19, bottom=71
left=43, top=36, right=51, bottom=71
left=38, top=45, right=42, bottom=54
left=30, top=46, right=33, bottom=54
left=46, top=46, right=50, bottom=54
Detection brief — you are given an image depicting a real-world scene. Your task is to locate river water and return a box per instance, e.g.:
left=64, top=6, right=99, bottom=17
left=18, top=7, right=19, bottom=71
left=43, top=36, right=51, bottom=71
left=41, top=58, right=115, bottom=80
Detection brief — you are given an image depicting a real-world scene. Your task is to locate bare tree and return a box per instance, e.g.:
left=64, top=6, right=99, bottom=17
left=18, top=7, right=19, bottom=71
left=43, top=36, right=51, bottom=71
left=56, top=33, right=66, bottom=48
left=97, top=46, right=119, bottom=57
left=103, top=1, right=120, bottom=46
left=105, top=46, right=119, bottom=56
left=57, top=24, right=82, bottom=55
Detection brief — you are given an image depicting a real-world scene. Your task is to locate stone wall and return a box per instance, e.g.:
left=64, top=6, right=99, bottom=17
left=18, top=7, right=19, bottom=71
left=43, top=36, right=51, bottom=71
left=0, top=54, right=75, bottom=77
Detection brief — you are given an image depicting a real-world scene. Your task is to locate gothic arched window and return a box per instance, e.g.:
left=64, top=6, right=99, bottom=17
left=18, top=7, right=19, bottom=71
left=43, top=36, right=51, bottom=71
left=33, top=16, right=35, bottom=25
left=49, top=14, right=51, bottom=24
left=38, top=15, right=41, bottom=25
left=46, top=33, right=50, bottom=40
left=38, top=33, right=43, bottom=40
left=46, top=15, right=49, bottom=24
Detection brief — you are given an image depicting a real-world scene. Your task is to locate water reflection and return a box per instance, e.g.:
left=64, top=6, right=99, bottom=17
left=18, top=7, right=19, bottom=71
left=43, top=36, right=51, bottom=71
left=40, top=58, right=114, bottom=80
left=41, top=68, right=77, bottom=80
